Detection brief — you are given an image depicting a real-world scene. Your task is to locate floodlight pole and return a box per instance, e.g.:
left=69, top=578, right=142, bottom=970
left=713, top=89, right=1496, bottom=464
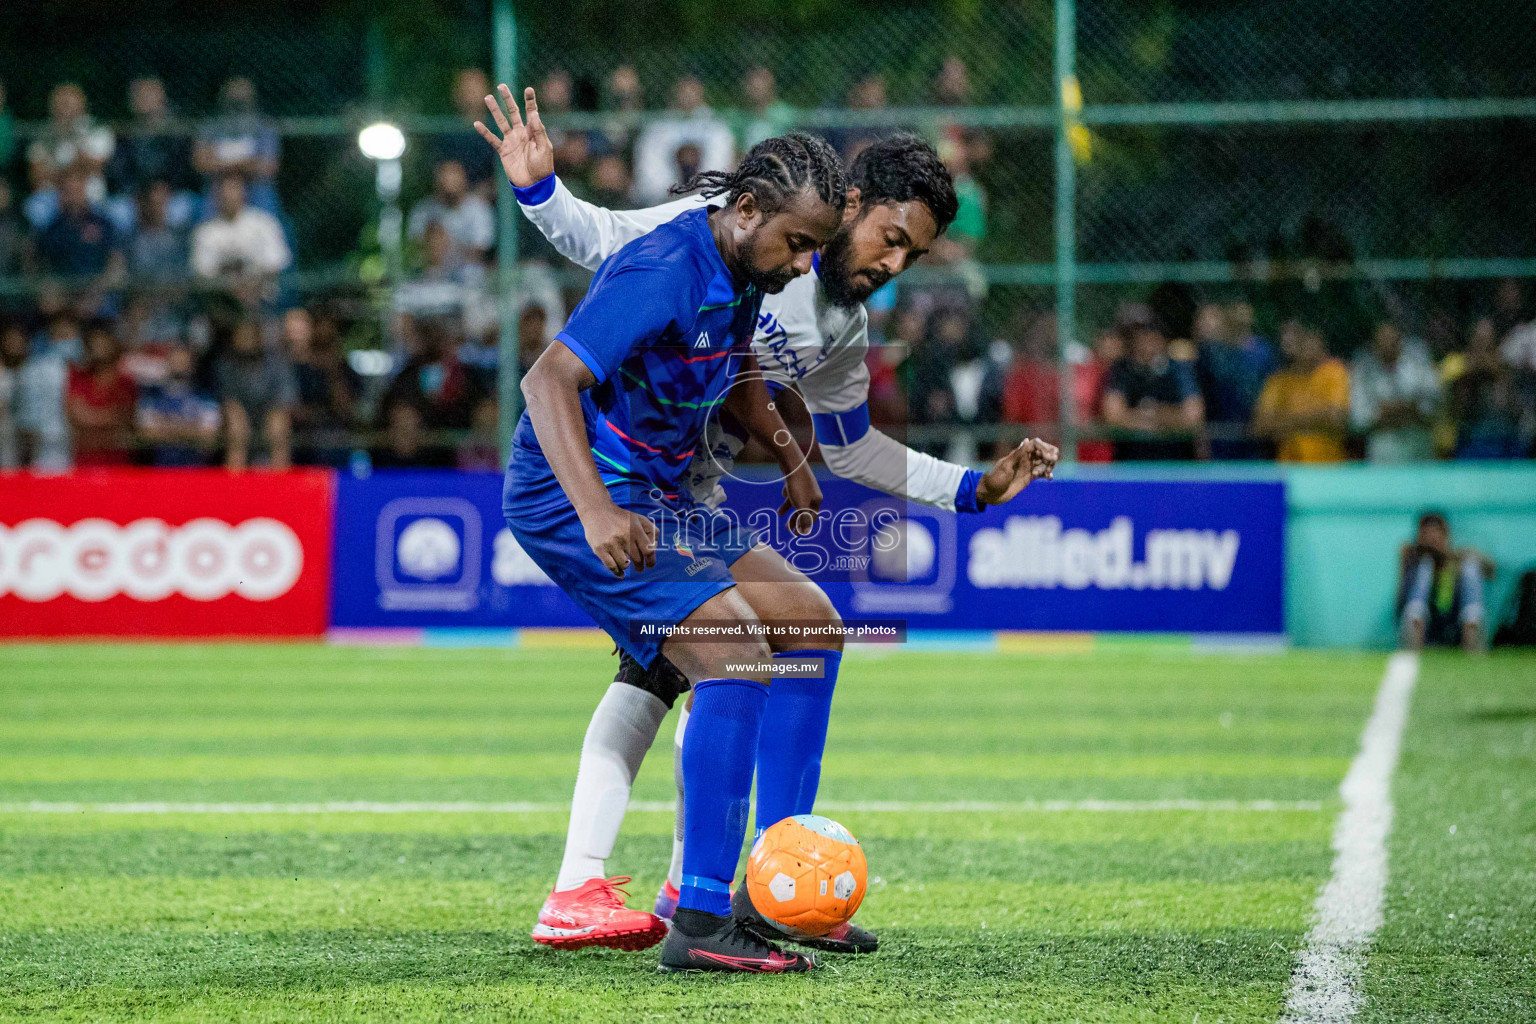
left=494, top=0, right=521, bottom=461
left=1054, top=0, right=1079, bottom=463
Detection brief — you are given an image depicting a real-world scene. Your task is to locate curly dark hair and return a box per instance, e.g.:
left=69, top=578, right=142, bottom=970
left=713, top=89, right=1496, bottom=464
left=849, top=133, right=959, bottom=234
left=671, top=131, right=847, bottom=217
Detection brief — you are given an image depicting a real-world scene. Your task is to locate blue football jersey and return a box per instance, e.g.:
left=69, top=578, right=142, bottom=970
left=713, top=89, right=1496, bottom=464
left=508, top=207, right=762, bottom=502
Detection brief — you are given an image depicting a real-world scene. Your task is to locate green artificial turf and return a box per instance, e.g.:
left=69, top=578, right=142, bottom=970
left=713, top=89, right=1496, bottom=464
left=0, top=641, right=1489, bottom=1023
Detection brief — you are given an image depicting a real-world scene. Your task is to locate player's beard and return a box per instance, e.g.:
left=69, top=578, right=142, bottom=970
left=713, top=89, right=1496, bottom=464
left=738, top=231, right=798, bottom=294
left=818, top=228, right=890, bottom=310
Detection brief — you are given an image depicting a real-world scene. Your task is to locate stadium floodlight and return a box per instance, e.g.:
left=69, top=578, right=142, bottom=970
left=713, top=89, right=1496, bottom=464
left=357, top=122, right=406, bottom=162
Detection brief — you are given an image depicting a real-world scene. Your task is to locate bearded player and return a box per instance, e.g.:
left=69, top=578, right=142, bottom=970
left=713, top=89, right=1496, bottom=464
left=480, top=85, right=1059, bottom=958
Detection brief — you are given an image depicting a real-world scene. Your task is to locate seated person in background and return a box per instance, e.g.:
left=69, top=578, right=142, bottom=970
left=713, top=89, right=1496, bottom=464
left=2, top=321, right=71, bottom=471
left=136, top=344, right=219, bottom=466
left=1350, top=320, right=1440, bottom=463
left=191, top=172, right=291, bottom=298
left=34, top=166, right=126, bottom=314
left=407, top=159, right=494, bottom=268
left=1397, top=511, right=1491, bottom=654
left=65, top=322, right=137, bottom=466
left=1194, top=301, right=1275, bottom=459
left=193, top=77, right=282, bottom=221
left=1252, top=318, right=1350, bottom=462
left=1100, top=315, right=1203, bottom=460
left=285, top=308, right=359, bottom=466
left=213, top=319, right=296, bottom=471
left=1442, top=318, right=1532, bottom=459
left=378, top=318, right=485, bottom=431
left=370, top=397, right=455, bottom=470
left=25, top=82, right=115, bottom=229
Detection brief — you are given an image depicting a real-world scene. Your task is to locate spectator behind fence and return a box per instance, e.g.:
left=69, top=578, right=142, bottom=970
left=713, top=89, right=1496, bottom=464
left=1500, top=297, right=1536, bottom=376
left=214, top=319, right=295, bottom=471
left=1100, top=317, right=1203, bottom=461
left=3, top=321, right=70, bottom=471
left=136, top=344, right=219, bottom=466
left=1350, top=320, right=1440, bottom=463
left=536, top=69, right=597, bottom=179
left=371, top=397, right=455, bottom=470
left=107, top=77, right=195, bottom=226
left=35, top=166, right=125, bottom=313
left=127, top=179, right=190, bottom=281
left=1194, top=301, right=1275, bottom=459
left=1443, top=317, right=1533, bottom=459
left=832, top=74, right=891, bottom=164
left=25, top=83, right=115, bottom=230
left=1002, top=317, right=1118, bottom=463
left=407, top=160, right=494, bottom=268
left=1397, top=511, right=1490, bottom=653
left=598, top=65, right=646, bottom=160
left=192, top=172, right=291, bottom=299
left=631, top=75, right=735, bottom=204
left=1253, top=319, right=1350, bottom=462
left=456, top=397, right=502, bottom=471
left=438, top=68, right=500, bottom=197
left=285, top=308, right=359, bottom=465
left=738, top=66, right=794, bottom=149
left=194, top=77, right=282, bottom=221
left=65, top=322, right=137, bottom=466
left=379, top=318, right=484, bottom=431
left=904, top=305, right=1005, bottom=462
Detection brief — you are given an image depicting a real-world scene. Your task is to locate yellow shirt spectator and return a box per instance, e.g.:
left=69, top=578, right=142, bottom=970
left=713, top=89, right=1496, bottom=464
left=1254, top=355, right=1351, bottom=462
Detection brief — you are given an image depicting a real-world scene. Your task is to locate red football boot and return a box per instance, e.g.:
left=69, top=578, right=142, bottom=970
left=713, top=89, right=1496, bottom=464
left=531, top=876, right=668, bottom=951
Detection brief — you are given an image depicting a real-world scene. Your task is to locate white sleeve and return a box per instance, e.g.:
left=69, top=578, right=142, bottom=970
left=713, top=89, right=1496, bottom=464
left=518, top=175, right=704, bottom=271
left=800, top=314, right=974, bottom=512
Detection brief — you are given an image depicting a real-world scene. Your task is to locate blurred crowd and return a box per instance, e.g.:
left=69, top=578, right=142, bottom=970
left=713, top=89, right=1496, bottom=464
left=0, top=65, right=1533, bottom=472
left=894, top=281, right=1536, bottom=465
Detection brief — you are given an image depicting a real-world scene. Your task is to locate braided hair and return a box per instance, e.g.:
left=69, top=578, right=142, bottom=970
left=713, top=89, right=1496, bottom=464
left=849, top=133, right=959, bottom=233
left=671, top=131, right=848, bottom=217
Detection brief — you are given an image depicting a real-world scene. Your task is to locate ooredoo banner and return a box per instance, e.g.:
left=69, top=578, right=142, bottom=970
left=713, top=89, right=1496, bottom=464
left=0, top=470, right=333, bottom=637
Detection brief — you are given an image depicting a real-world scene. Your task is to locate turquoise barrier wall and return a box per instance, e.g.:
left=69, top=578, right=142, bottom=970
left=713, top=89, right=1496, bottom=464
left=1062, top=462, right=1536, bottom=649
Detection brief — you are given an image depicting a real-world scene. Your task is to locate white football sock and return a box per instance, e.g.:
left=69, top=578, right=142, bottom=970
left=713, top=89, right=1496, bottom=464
left=555, top=683, right=668, bottom=892
left=666, top=705, right=690, bottom=889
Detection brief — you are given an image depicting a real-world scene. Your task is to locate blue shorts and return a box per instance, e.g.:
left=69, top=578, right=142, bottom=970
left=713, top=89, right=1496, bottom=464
left=505, top=485, right=756, bottom=668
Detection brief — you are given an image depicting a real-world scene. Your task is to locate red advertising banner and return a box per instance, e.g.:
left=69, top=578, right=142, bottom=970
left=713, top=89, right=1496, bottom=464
left=0, top=469, right=333, bottom=637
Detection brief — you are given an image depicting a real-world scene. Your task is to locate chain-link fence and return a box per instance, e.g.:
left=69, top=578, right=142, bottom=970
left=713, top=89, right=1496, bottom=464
left=2, top=0, right=1533, bottom=468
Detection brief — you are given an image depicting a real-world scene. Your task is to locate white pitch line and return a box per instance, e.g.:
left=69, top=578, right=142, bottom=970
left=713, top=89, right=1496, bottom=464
left=0, top=798, right=1323, bottom=815
left=1280, top=651, right=1419, bottom=1024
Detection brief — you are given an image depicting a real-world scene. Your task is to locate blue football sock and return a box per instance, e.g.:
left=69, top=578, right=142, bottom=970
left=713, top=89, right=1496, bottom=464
left=754, top=649, right=841, bottom=837
left=678, top=677, right=769, bottom=918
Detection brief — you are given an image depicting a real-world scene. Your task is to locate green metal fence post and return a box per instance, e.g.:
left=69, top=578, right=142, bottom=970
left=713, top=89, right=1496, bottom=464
left=494, top=0, right=521, bottom=460
left=1054, top=0, right=1079, bottom=463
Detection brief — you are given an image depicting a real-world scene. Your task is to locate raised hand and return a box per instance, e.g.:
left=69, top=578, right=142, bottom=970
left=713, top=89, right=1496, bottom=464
left=975, top=438, right=1060, bottom=507
left=474, top=84, right=555, bottom=189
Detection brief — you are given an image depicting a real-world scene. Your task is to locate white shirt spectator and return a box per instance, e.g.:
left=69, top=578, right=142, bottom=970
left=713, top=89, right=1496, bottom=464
left=191, top=207, right=291, bottom=278
left=407, top=195, right=495, bottom=259
left=1500, top=320, right=1536, bottom=373
left=1350, top=336, right=1440, bottom=463
left=631, top=108, right=736, bottom=204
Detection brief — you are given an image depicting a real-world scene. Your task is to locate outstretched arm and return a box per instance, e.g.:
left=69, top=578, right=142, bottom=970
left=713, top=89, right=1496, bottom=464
left=477, top=83, right=705, bottom=271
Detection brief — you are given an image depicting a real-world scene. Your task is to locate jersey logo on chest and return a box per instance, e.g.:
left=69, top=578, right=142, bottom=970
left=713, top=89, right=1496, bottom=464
left=693, top=330, right=711, bottom=350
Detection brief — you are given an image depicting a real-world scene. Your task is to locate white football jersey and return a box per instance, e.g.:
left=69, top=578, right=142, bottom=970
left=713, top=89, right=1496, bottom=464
left=518, top=176, right=978, bottom=511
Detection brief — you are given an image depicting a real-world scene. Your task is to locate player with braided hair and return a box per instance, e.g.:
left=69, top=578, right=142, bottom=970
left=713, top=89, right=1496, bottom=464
left=481, top=85, right=1058, bottom=968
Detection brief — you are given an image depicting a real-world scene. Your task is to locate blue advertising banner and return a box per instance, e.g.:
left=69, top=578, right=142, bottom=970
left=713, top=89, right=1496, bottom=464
left=331, top=471, right=1285, bottom=635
